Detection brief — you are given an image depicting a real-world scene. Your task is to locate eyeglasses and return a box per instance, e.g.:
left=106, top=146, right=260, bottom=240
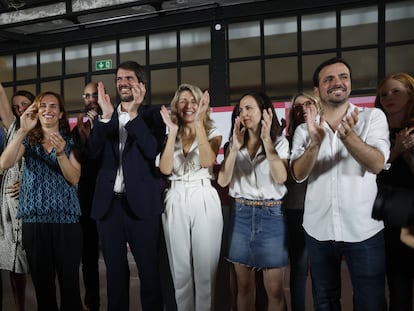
left=82, top=93, right=98, bottom=99
left=293, top=100, right=314, bottom=112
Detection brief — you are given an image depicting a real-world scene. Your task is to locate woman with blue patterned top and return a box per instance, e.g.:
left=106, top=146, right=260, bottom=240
left=0, top=91, right=82, bottom=311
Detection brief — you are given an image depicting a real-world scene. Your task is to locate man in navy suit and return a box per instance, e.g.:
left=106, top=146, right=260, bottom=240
left=87, top=61, right=165, bottom=310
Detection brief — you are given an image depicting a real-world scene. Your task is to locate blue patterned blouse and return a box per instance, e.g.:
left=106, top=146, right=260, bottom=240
left=17, top=134, right=81, bottom=223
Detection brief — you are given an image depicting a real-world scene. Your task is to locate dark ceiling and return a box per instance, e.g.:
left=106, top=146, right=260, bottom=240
left=0, top=0, right=272, bottom=54
left=0, top=0, right=378, bottom=55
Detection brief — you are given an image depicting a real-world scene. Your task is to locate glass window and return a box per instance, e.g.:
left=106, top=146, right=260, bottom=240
left=386, top=45, right=414, bottom=75
left=302, top=12, right=336, bottom=51
left=386, top=1, right=414, bottom=42
left=92, top=41, right=116, bottom=72
left=302, top=53, right=336, bottom=90
left=3, top=86, right=14, bottom=103
left=341, top=6, right=377, bottom=47
left=181, top=65, right=209, bottom=91
left=180, top=27, right=211, bottom=61
left=66, top=45, right=89, bottom=75
left=16, top=52, right=37, bottom=80
left=265, top=57, right=297, bottom=97
left=119, top=36, right=146, bottom=65
left=151, top=68, right=177, bottom=106
left=229, top=21, right=261, bottom=58
left=342, top=49, right=377, bottom=90
left=64, top=77, right=86, bottom=115
left=264, top=17, right=297, bottom=55
left=40, top=48, right=62, bottom=77
left=40, top=80, right=61, bottom=94
left=0, top=55, right=13, bottom=81
left=16, top=85, right=36, bottom=98
left=229, top=60, right=261, bottom=101
left=149, top=32, right=177, bottom=64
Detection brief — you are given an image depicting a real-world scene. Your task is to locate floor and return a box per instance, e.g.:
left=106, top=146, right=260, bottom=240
left=0, top=248, right=355, bottom=311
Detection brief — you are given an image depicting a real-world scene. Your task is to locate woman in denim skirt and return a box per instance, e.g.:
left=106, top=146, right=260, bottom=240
left=218, top=91, right=289, bottom=311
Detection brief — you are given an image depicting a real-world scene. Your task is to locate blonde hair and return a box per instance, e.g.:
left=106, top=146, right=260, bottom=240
left=287, top=92, right=321, bottom=138
left=169, top=83, right=214, bottom=137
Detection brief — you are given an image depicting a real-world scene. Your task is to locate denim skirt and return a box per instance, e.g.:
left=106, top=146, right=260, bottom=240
left=226, top=198, right=288, bottom=269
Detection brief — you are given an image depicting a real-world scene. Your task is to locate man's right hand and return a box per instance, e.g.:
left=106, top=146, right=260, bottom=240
left=97, top=82, right=114, bottom=119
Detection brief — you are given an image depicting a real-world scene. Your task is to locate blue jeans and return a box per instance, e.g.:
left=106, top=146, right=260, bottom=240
left=305, top=231, right=387, bottom=311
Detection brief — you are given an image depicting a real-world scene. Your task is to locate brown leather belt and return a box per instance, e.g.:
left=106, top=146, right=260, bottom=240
left=235, top=198, right=282, bottom=207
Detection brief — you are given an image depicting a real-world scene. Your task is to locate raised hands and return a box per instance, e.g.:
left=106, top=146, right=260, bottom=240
left=231, top=116, right=246, bottom=151
left=393, top=126, right=414, bottom=156
left=260, top=108, right=273, bottom=143
left=305, top=104, right=325, bottom=147
left=76, top=110, right=98, bottom=143
left=128, top=81, right=146, bottom=116
left=50, top=131, right=66, bottom=156
left=194, top=90, right=210, bottom=124
left=337, top=107, right=359, bottom=140
left=160, top=105, right=178, bottom=134
left=19, top=103, right=39, bottom=134
left=97, top=82, right=114, bottom=119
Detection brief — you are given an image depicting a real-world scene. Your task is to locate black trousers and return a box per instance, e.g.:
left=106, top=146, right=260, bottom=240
left=96, top=197, right=163, bottom=311
left=385, top=226, right=414, bottom=311
left=22, top=222, right=83, bottom=311
left=80, top=216, right=100, bottom=310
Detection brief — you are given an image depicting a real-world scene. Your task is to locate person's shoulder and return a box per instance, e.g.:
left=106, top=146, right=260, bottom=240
left=354, top=105, right=386, bottom=120
left=139, top=104, right=161, bottom=119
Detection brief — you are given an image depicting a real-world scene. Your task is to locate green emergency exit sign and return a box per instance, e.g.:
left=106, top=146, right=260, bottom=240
left=95, top=59, right=112, bottom=70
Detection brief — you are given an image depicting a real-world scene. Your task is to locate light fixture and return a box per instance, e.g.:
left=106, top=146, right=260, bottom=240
left=8, top=0, right=25, bottom=10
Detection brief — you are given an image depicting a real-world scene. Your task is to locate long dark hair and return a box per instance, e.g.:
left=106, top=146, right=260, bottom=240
left=11, top=90, right=35, bottom=128
left=229, top=91, right=282, bottom=151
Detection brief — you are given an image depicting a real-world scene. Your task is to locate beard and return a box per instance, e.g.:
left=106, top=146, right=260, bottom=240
left=119, top=94, right=134, bottom=102
left=85, top=103, right=102, bottom=115
left=324, top=87, right=349, bottom=107
left=327, top=96, right=348, bottom=107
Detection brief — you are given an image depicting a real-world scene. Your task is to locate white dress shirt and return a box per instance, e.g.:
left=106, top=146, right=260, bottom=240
left=113, top=105, right=130, bottom=193
left=290, top=103, right=390, bottom=242
left=229, top=135, right=290, bottom=201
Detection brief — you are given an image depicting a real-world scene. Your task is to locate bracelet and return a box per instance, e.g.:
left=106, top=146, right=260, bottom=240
left=268, top=157, right=279, bottom=161
left=56, top=152, right=65, bottom=157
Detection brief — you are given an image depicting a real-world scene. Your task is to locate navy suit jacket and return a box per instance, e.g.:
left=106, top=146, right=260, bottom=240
left=87, top=104, right=165, bottom=220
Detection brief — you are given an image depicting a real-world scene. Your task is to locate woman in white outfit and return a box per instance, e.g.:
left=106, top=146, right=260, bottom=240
left=159, top=83, right=223, bottom=311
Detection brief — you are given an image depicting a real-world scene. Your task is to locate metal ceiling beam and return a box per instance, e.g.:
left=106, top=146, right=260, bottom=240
left=0, top=0, right=385, bottom=54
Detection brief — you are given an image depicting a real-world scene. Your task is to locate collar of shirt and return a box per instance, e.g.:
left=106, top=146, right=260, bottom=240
left=117, top=104, right=131, bottom=127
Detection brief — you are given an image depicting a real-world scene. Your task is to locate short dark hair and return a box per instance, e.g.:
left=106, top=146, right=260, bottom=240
left=116, top=61, right=147, bottom=84
left=312, top=57, right=352, bottom=87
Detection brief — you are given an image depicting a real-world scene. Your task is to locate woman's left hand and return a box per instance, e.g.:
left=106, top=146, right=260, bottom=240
left=195, top=90, right=210, bottom=124
left=401, top=127, right=414, bottom=151
left=260, top=108, right=273, bottom=142
left=50, top=132, right=66, bottom=156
